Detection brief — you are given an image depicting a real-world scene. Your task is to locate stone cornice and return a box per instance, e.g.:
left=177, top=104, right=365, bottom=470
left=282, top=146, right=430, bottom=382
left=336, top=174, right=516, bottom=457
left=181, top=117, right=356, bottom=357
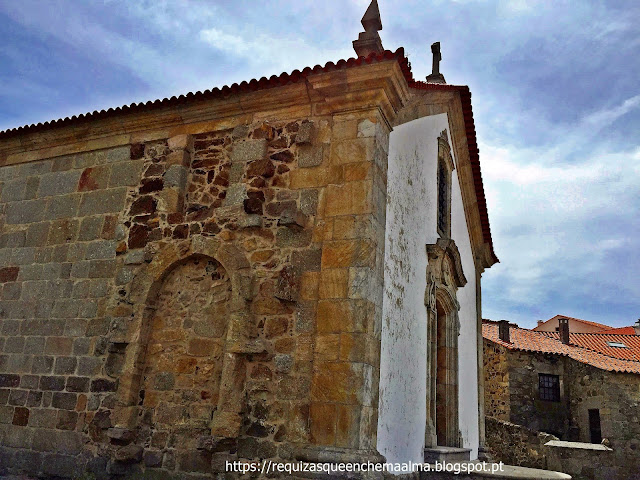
left=0, top=60, right=410, bottom=167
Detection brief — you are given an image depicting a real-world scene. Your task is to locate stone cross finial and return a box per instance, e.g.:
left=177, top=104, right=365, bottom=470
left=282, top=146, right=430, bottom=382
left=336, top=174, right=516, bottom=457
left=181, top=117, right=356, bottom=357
left=431, top=42, right=442, bottom=75
left=426, top=41, right=446, bottom=84
left=353, top=0, right=384, bottom=58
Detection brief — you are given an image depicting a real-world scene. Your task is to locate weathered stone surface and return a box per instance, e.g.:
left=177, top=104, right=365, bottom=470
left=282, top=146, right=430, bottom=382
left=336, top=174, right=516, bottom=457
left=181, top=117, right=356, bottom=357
left=298, top=145, right=323, bottom=168
left=296, top=120, right=314, bottom=144
left=197, top=435, right=237, bottom=452
left=230, top=139, right=267, bottom=163
left=0, top=267, right=20, bottom=283
left=114, top=444, right=143, bottom=463
left=130, top=143, right=145, bottom=159
left=275, top=265, right=301, bottom=302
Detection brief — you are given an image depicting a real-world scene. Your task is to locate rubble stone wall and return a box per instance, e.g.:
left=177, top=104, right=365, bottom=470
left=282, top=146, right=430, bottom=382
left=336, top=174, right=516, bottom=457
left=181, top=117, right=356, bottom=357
left=485, top=416, right=551, bottom=470
left=482, top=339, right=509, bottom=421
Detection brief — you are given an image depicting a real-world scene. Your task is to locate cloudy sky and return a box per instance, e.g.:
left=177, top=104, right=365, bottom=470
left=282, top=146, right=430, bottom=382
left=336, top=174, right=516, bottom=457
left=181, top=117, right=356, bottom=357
left=0, top=0, right=638, bottom=328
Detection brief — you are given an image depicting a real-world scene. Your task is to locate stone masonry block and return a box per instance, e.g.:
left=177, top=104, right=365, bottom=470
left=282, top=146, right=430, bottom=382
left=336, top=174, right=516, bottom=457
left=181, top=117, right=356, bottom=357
left=109, top=160, right=144, bottom=187
left=230, top=139, right=267, bottom=163
left=330, top=138, right=375, bottom=166
left=309, top=403, right=336, bottom=445
left=224, top=184, right=247, bottom=207
left=296, top=120, right=314, bottom=144
left=232, top=124, right=250, bottom=139
left=0, top=267, right=19, bottom=282
left=42, top=453, right=83, bottom=478
left=0, top=406, right=13, bottom=424
left=105, top=145, right=130, bottom=163
left=51, top=392, right=77, bottom=410
left=3, top=423, right=34, bottom=448
left=40, top=376, right=66, bottom=391
left=1, top=180, right=27, bottom=202
left=168, top=134, right=193, bottom=152
left=298, top=145, right=323, bottom=168
left=0, top=374, right=20, bottom=388
left=31, top=429, right=83, bottom=453
left=32, top=357, right=54, bottom=375
left=300, top=189, right=319, bottom=215
left=79, top=188, right=127, bottom=216
left=46, top=194, right=81, bottom=219
left=78, top=165, right=111, bottom=191
left=164, top=164, right=188, bottom=189
left=37, top=170, right=82, bottom=197
left=6, top=199, right=47, bottom=224
left=85, top=240, right=116, bottom=260
left=166, top=149, right=190, bottom=166
left=318, top=269, right=349, bottom=299
left=54, top=357, right=78, bottom=375
left=78, top=217, right=103, bottom=241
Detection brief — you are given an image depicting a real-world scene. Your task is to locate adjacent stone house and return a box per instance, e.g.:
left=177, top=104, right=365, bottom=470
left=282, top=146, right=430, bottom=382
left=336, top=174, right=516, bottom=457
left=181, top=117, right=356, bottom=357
left=483, top=319, right=640, bottom=479
left=0, top=2, right=502, bottom=478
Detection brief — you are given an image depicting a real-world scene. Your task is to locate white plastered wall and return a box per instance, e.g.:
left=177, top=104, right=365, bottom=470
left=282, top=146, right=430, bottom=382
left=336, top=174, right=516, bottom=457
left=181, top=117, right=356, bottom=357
left=377, top=113, right=479, bottom=466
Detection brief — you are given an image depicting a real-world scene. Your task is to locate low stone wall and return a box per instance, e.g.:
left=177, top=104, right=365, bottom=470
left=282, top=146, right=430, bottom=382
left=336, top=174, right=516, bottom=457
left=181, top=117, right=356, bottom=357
left=486, top=416, right=627, bottom=480
left=545, top=441, right=615, bottom=480
left=485, top=416, right=553, bottom=469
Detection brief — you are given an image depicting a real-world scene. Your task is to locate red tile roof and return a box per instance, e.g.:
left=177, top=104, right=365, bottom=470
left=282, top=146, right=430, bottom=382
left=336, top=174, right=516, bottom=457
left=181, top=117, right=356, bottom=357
left=0, top=47, right=497, bottom=263
left=483, top=320, right=640, bottom=374
left=540, top=331, right=640, bottom=362
left=596, top=326, right=636, bottom=335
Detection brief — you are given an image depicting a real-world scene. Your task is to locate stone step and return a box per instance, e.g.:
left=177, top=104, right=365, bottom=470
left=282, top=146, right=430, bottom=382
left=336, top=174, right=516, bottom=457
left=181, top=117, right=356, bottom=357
left=424, top=446, right=472, bottom=463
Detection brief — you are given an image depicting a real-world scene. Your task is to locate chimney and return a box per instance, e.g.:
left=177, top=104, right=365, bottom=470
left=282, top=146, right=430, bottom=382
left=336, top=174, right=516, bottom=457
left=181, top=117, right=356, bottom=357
left=559, top=317, right=570, bottom=344
left=634, top=319, right=640, bottom=336
left=498, top=320, right=510, bottom=343
left=537, top=320, right=544, bottom=327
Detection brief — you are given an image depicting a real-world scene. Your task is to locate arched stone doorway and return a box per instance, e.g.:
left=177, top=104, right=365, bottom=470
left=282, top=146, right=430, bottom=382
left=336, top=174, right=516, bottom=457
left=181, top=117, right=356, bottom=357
left=425, top=238, right=466, bottom=450
left=138, top=255, right=232, bottom=447
left=107, top=236, right=261, bottom=447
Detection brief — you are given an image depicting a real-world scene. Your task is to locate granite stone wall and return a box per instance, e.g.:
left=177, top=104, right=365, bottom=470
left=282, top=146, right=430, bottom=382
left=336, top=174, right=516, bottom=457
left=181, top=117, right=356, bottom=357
left=0, top=110, right=391, bottom=477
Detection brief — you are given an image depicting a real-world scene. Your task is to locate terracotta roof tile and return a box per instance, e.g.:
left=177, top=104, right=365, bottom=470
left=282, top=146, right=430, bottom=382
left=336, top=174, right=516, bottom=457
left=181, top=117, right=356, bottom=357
left=596, top=326, right=636, bottom=335
left=0, top=47, right=496, bottom=262
left=483, top=321, right=640, bottom=374
left=540, top=331, right=640, bottom=362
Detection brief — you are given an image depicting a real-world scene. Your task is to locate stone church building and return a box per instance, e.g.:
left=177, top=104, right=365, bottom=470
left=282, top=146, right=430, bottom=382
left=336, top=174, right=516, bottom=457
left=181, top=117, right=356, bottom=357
left=0, top=2, right=507, bottom=477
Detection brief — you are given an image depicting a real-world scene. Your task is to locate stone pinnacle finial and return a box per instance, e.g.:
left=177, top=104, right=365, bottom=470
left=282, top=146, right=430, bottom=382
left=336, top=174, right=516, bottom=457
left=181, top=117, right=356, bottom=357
left=362, top=0, right=382, bottom=32
left=353, top=0, right=384, bottom=58
left=426, top=41, right=446, bottom=84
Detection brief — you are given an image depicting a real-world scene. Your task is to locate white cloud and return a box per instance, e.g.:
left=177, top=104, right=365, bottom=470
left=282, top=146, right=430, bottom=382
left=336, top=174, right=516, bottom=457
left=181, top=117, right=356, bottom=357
left=583, top=94, right=640, bottom=127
